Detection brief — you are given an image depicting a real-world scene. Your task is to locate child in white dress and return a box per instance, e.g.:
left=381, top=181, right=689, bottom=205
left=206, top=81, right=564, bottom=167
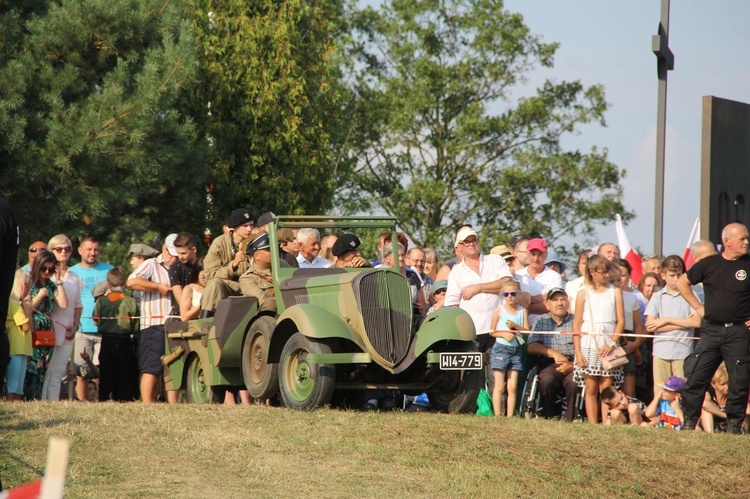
left=573, top=254, right=625, bottom=424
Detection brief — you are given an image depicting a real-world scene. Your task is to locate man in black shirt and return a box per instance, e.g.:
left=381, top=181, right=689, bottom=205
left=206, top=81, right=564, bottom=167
left=677, top=223, right=750, bottom=434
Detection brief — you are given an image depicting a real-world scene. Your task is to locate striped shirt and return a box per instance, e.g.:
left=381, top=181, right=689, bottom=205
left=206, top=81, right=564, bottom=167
left=528, top=313, right=576, bottom=359
left=129, top=254, right=171, bottom=328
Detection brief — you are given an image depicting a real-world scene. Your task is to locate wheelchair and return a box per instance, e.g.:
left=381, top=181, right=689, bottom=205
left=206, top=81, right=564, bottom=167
left=519, top=360, right=586, bottom=421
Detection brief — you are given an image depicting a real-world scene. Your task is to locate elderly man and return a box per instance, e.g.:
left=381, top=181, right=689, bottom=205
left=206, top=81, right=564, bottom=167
left=239, top=233, right=277, bottom=313
left=516, top=238, right=563, bottom=327
left=527, top=288, right=577, bottom=421
left=642, top=255, right=661, bottom=275
left=677, top=223, right=750, bottom=434
left=598, top=242, right=620, bottom=262
left=445, top=227, right=513, bottom=339
left=296, top=228, right=332, bottom=269
left=331, top=233, right=370, bottom=268
left=200, top=208, right=254, bottom=317
left=126, top=236, right=177, bottom=403
left=406, top=247, right=433, bottom=299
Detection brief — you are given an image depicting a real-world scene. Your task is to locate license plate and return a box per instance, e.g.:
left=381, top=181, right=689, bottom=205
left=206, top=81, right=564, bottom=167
left=439, top=352, right=483, bottom=370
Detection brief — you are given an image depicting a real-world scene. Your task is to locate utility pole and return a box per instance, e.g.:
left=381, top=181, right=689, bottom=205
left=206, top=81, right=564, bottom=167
left=653, top=0, right=674, bottom=257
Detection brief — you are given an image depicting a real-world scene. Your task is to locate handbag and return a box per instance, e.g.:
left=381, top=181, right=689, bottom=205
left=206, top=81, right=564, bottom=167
left=32, top=329, right=56, bottom=348
left=586, top=287, right=628, bottom=371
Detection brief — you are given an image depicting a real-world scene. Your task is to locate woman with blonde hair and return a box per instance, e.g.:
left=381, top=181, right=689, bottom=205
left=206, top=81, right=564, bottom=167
left=40, top=234, right=81, bottom=401
left=6, top=269, right=32, bottom=400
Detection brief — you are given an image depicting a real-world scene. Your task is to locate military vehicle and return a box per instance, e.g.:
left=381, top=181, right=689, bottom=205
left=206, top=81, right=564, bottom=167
left=163, top=216, right=483, bottom=412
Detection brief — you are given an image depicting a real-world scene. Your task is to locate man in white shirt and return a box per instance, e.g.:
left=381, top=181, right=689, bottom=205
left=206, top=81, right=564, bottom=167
left=296, top=228, right=332, bottom=269
left=445, top=227, right=513, bottom=338
left=516, top=238, right=563, bottom=327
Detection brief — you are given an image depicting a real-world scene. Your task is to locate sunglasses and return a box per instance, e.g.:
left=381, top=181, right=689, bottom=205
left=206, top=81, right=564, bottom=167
left=29, top=247, right=45, bottom=253
left=502, top=291, right=518, bottom=297
left=42, top=266, right=56, bottom=273
left=52, top=246, right=72, bottom=253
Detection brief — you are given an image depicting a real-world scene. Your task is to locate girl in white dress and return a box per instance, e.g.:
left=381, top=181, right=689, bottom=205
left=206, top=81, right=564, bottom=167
left=573, top=254, right=625, bottom=424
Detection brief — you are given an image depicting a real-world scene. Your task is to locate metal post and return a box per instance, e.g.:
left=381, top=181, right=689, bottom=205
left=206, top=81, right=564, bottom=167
left=652, top=0, right=674, bottom=257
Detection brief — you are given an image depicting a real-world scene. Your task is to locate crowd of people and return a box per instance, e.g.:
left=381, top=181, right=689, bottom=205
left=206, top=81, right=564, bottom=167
left=1, top=197, right=749, bottom=435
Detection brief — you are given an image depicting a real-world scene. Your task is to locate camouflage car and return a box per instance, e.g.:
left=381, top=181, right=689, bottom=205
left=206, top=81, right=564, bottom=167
left=163, top=216, right=483, bottom=412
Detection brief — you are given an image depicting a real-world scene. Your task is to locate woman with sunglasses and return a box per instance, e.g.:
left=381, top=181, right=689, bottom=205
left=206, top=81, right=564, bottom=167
left=24, top=249, right=68, bottom=399
left=41, top=234, right=81, bottom=401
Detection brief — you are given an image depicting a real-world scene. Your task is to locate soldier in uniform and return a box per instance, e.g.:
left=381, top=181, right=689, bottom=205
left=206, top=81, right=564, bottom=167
left=239, top=233, right=277, bottom=313
left=200, top=208, right=254, bottom=318
left=332, top=233, right=370, bottom=268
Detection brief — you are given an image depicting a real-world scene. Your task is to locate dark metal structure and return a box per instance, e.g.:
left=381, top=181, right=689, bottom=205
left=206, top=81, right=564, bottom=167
left=653, top=0, right=674, bottom=256
left=700, top=96, right=750, bottom=244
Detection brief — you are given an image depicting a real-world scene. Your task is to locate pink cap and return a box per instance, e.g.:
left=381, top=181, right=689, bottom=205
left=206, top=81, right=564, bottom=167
left=526, top=238, right=548, bottom=253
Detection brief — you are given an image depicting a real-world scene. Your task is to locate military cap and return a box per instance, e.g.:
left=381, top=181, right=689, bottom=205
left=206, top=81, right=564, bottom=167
left=257, top=211, right=277, bottom=227
left=128, top=243, right=160, bottom=258
left=332, top=233, right=361, bottom=257
left=277, top=228, right=295, bottom=244
left=246, top=232, right=271, bottom=256
left=226, top=208, right=254, bottom=229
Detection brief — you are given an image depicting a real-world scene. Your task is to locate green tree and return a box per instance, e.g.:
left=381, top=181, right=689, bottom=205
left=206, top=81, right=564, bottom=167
left=336, top=0, right=632, bottom=255
left=0, top=0, right=207, bottom=250
left=186, top=0, right=342, bottom=227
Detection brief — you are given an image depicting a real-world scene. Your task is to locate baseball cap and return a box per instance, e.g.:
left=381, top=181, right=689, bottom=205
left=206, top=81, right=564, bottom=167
left=454, top=227, right=478, bottom=248
left=545, top=287, right=567, bottom=301
left=164, top=233, right=179, bottom=257
left=431, top=279, right=448, bottom=295
left=661, top=375, right=686, bottom=393
left=526, top=238, right=548, bottom=253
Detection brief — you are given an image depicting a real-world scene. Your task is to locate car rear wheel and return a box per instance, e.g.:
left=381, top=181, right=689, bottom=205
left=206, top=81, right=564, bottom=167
left=242, top=316, right=279, bottom=399
left=278, top=332, right=335, bottom=410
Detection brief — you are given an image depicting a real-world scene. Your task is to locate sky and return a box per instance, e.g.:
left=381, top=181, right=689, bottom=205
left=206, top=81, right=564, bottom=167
left=503, top=0, right=750, bottom=256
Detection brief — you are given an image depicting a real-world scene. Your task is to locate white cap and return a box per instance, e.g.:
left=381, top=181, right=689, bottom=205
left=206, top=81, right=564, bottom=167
left=165, top=233, right=179, bottom=257
left=454, top=227, right=478, bottom=248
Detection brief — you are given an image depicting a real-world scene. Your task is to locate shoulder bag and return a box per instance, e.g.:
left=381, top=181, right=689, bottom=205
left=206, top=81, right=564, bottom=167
left=587, top=287, right=628, bottom=371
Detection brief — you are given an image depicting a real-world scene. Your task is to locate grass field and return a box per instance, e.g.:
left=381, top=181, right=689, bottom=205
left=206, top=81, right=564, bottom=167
left=1, top=402, right=749, bottom=498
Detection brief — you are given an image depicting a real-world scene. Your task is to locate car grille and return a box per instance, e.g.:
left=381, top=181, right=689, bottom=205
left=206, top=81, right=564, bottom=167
left=355, top=270, right=413, bottom=364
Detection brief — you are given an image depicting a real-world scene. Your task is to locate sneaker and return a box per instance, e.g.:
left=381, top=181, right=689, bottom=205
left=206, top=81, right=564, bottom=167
left=365, top=399, right=378, bottom=411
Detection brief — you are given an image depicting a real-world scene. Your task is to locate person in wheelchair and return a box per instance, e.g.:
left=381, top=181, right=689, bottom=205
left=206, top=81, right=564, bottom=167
left=527, top=287, right=577, bottom=421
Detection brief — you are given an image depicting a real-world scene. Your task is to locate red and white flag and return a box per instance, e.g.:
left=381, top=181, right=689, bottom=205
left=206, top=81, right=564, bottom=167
left=615, top=214, right=642, bottom=284
left=682, top=217, right=700, bottom=270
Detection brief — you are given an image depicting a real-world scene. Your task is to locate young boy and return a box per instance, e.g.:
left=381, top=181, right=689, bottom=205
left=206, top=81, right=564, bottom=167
left=489, top=279, right=529, bottom=417
left=93, top=268, right=139, bottom=402
left=600, top=386, right=649, bottom=426
left=646, top=375, right=685, bottom=430
left=644, top=255, right=702, bottom=395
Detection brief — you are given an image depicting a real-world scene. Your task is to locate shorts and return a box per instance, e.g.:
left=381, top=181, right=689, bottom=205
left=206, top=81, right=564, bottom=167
left=74, top=332, right=102, bottom=375
left=139, top=325, right=166, bottom=375
left=491, top=343, right=523, bottom=371
left=7, top=355, right=28, bottom=395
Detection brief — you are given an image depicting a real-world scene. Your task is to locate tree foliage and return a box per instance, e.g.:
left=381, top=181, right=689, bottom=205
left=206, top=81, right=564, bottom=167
left=186, top=0, right=342, bottom=227
left=335, top=0, right=633, bottom=255
left=0, top=0, right=208, bottom=248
